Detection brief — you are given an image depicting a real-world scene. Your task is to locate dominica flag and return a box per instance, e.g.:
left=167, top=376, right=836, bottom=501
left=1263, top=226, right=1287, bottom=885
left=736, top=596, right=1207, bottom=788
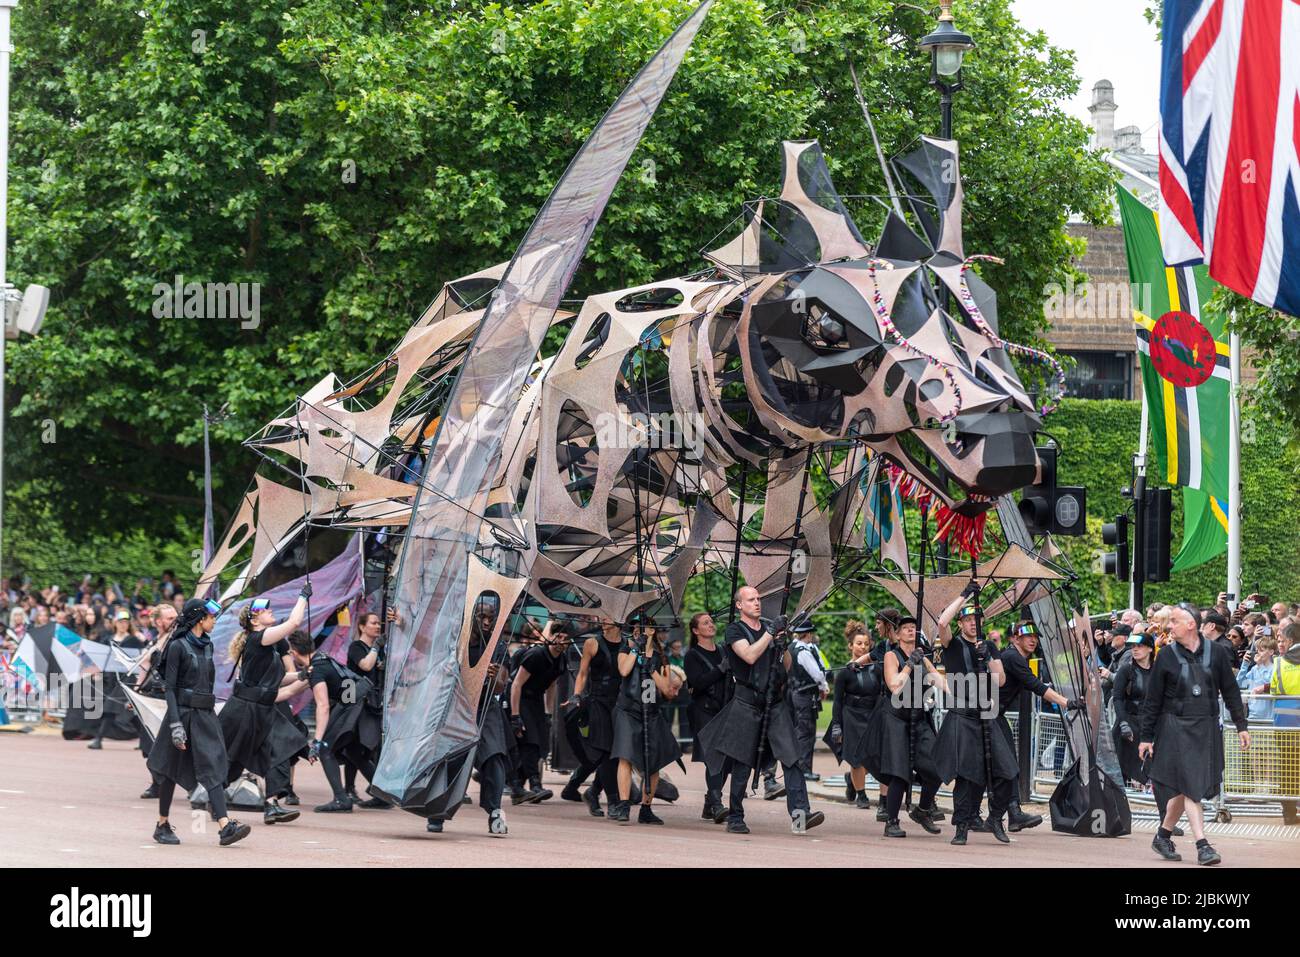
left=1117, top=187, right=1230, bottom=572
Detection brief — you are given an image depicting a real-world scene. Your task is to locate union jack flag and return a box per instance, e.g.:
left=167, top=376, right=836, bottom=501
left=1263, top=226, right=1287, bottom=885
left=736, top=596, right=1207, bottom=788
left=1159, top=0, right=1300, bottom=317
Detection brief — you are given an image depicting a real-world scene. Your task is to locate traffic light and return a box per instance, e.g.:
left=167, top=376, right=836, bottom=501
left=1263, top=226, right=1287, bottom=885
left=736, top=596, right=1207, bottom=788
left=1017, top=446, right=1088, bottom=536
left=1143, top=486, right=1172, bottom=583
left=1102, top=513, right=1129, bottom=581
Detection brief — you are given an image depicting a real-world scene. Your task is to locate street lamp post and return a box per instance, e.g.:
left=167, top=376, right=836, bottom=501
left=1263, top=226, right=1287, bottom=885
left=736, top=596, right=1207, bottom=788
left=919, top=0, right=975, bottom=141
left=919, top=0, right=973, bottom=574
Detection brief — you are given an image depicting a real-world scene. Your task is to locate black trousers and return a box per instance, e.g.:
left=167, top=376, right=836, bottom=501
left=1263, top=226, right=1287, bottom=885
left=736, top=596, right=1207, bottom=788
left=724, top=757, right=808, bottom=823
left=953, top=775, right=1014, bottom=826
left=478, top=753, right=507, bottom=813
left=882, top=774, right=939, bottom=822
left=517, top=743, right=543, bottom=784
left=704, top=765, right=725, bottom=807
left=265, top=760, right=292, bottom=801
left=160, top=779, right=227, bottom=821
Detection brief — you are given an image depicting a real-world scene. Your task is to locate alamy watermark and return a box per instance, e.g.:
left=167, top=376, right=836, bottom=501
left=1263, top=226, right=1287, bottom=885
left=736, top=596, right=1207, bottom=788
left=152, top=274, right=260, bottom=330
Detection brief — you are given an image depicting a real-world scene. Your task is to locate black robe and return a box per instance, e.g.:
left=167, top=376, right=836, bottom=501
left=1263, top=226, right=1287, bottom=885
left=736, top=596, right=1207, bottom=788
left=1140, top=638, right=1247, bottom=800
left=469, top=632, right=512, bottom=767
left=610, top=649, right=683, bottom=774
left=514, top=645, right=565, bottom=755
left=146, top=632, right=228, bottom=793
left=219, top=631, right=308, bottom=783
left=1110, top=657, right=1153, bottom=784
left=697, top=620, right=800, bottom=774
left=934, top=637, right=1018, bottom=786
left=683, top=641, right=731, bottom=763
left=825, top=659, right=882, bottom=774
left=867, top=647, right=939, bottom=786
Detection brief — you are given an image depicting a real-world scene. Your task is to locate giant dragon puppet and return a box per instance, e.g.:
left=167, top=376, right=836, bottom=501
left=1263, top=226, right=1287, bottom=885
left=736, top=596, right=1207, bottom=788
left=194, top=1, right=1121, bottom=828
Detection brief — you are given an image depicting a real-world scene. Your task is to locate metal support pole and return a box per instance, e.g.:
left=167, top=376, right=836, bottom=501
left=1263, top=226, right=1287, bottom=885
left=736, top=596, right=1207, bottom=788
left=727, top=460, right=750, bottom=623
left=1018, top=689, right=1032, bottom=803
left=1227, top=329, right=1242, bottom=606
left=0, top=1, right=16, bottom=585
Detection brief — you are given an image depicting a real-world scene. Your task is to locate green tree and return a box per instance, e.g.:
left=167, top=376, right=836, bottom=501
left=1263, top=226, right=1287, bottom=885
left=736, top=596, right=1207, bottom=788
left=6, top=0, right=1112, bottom=582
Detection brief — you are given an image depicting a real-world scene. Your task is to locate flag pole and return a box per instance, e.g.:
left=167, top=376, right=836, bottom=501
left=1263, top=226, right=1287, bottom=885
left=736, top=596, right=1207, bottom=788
left=1131, top=387, right=1148, bottom=610
left=1227, top=325, right=1242, bottom=609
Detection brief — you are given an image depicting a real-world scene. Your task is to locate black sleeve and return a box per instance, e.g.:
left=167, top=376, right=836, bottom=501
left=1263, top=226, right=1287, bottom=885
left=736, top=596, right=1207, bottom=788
left=723, top=621, right=748, bottom=645
left=1002, top=649, right=1050, bottom=699
left=1110, top=663, right=1132, bottom=726
left=684, top=647, right=723, bottom=694
left=346, top=641, right=368, bottom=672
left=1139, top=653, right=1172, bottom=742
left=1214, top=642, right=1249, bottom=732
left=831, top=668, right=849, bottom=727
left=162, top=640, right=182, bottom=727
left=308, top=656, right=330, bottom=689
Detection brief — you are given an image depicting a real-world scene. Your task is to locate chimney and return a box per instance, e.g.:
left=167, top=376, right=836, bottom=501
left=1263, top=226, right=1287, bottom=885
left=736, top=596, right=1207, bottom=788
left=1089, top=79, right=1117, bottom=150
left=1116, top=124, right=1143, bottom=153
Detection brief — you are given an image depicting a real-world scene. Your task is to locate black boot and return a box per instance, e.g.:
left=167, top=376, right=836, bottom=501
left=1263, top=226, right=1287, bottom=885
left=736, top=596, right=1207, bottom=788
left=509, top=784, right=534, bottom=805
left=854, top=791, right=871, bottom=810
left=610, top=801, right=631, bottom=824
left=987, top=815, right=1011, bottom=844
left=140, top=782, right=159, bottom=800
left=908, top=805, right=942, bottom=834
left=845, top=780, right=857, bottom=802
left=87, top=738, right=103, bottom=750
left=263, top=799, right=300, bottom=825
left=1196, top=841, right=1221, bottom=865
left=1007, top=804, right=1043, bottom=832
left=884, top=819, right=907, bottom=838
left=763, top=775, right=786, bottom=801
left=950, top=824, right=969, bottom=846
left=637, top=804, right=664, bottom=825
left=426, top=818, right=444, bottom=833
left=875, top=805, right=889, bottom=823
left=920, top=803, right=946, bottom=822
left=152, top=821, right=180, bottom=845
left=560, top=775, right=584, bottom=802
left=528, top=778, right=554, bottom=803
left=358, top=795, right=392, bottom=809
left=313, top=797, right=353, bottom=813
left=584, top=786, right=604, bottom=818
left=283, top=787, right=299, bottom=806
left=713, top=805, right=731, bottom=825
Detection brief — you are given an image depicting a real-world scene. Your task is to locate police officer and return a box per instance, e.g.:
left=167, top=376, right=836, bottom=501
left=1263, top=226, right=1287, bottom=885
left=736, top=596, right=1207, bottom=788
left=696, top=586, right=824, bottom=835
left=683, top=612, right=732, bottom=821
left=934, top=587, right=1019, bottom=845
left=787, top=619, right=828, bottom=783
left=997, top=619, right=1083, bottom=833
left=1140, top=603, right=1250, bottom=865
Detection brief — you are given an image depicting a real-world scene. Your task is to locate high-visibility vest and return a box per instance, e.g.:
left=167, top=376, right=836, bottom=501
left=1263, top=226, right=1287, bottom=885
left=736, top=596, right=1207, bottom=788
left=1272, top=657, right=1300, bottom=727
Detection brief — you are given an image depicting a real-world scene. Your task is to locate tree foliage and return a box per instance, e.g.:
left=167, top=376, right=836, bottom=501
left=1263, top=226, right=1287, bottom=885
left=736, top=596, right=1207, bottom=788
left=7, top=0, right=1112, bottom=574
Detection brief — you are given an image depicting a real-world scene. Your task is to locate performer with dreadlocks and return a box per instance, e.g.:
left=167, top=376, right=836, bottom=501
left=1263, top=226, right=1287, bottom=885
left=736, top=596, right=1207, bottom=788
left=825, top=625, right=881, bottom=811
left=609, top=615, right=682, bottom=824
left=698, top=586, right=823, bottom=835
left=508, top=617, right=572, bottom=803
left=426, top=595, right=512, bottom=836
left=684, top=612, right=732, bottom=822
left=565, top=619, right=628, bottom=819
left=1140, top=602, right=1250, bottom=865
left=219, top=585, right=312, bottom=826
left=146, top=598, right=251, bottom=847
left=934, top=586, right=1019, bottom=846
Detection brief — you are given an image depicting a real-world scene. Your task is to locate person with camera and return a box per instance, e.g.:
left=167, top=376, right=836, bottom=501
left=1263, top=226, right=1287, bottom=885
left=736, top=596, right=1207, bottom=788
left=508, top=618, right=571, bottom=804
left=609, top=615, right=682, bottom=824
left=146, top=598, right=251, bottom=847
left=696, top=585, right=824, bottom=835
left=1139, top=603, right=1250, bottom=865
left=562, top=619, right=626, bottom=818
left=825, top=626, right=882, bottom=811
left=684, top=612, right=733, bottom=822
